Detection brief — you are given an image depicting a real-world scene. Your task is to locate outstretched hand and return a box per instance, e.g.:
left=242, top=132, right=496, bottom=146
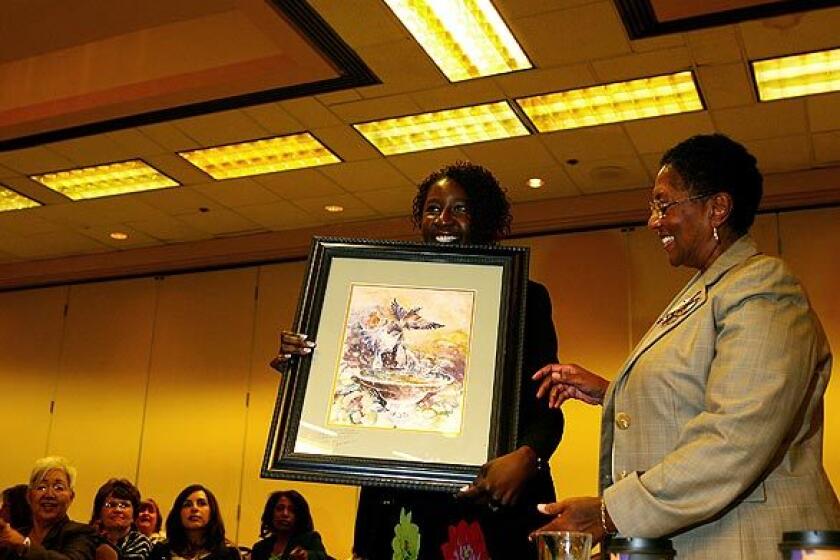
left=269, top=330, right=316, bottom=371
left=533, top=497, right=606, bottom=544
left=458, top=446, right=537, bottom=507
left=532, top=363, right=610, bottom=408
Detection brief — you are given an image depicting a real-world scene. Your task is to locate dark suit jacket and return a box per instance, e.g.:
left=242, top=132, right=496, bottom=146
left=250, top=532, right=329, bottom=560
left=1, top=517, right=96, bottom=560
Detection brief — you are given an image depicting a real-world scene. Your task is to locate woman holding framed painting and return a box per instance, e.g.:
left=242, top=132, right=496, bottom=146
left=271, top=161, right=565, bottom=559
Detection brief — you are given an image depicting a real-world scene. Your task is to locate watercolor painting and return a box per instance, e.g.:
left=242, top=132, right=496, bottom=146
left=327, top=284, right=475, bottom=433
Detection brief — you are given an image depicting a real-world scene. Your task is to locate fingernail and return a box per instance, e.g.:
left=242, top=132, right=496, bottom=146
left=301, top=347, right=311, bottom=354
left=299, top=334, right=308, bottom=340
left=305, top=341, right=316, bottom=347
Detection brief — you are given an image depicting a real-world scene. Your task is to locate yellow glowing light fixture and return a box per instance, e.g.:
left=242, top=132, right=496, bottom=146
left=354, top=101, right=529, bottom=155
left=384, top=0, right=531, bottom=81
left=752, top=48, right=840, bottom=101
left=178, top=133, right=340, bottom=180
left=0, top=185, right=41, bottom=211
left=516, top=71, right=704, bottom=132
left=31, top=160, right=178, bottom=201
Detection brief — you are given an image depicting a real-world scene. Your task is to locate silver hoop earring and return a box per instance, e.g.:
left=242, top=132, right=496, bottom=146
left=713, top=226, right=720, bottom=243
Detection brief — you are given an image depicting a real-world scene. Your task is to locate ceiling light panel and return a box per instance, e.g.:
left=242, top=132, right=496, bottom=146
left=516, top=71, right=704, bottom=132
left=752, top=48, right=840, bottom=101
left=354, top=101, right=529, bottom=155
left=31, top=160, right=179, bottom=201
left=384, top=0, right=531, bottom=81
left=178, top=133, right=341, bottom=180
left=0, top=185, right=41, bottom=211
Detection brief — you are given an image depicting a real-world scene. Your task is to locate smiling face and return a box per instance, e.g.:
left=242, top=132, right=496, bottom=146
left=28, top=469, right=74, bottom=527
left=420, top=178, right=472, bottom=244
left=136, top=502, right=159, bottom=537
left=648, top=165, right=720, bottom=271
left=272, top=496, right=297, bottom=534
left=179, top=490, right=211, bottom=533
left=100, top=493, right=133, bottom=534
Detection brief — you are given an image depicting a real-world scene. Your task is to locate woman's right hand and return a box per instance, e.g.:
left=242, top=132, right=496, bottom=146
left=269, top=330, right=316, bottom=372
left=532, top=363, right=610, bottom=408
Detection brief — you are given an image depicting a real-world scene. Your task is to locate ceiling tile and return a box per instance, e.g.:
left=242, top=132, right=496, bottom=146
left=104, top=128, right=169, bottom=156
left=0, top=146, right=75, bottom=175
left=813, top=131, right=840, bottom=165
left=411, top=80, right=507, bottom=112
left=592, top=48, right=692, bottom=82
left=515, top=2, right=630, bottom=67
left=292, top=194, right=380, bottom=223
left=499, top=0, right=601, bottom=19
left=685, top=28, right=743, bottom=65
left=308, top=0, right=407, bottom=48
left=565, top=155, right=650, bottom=194
left=34, top=197, right=170, bottom=228
left=460, top=136, right=556, bottom=171
left=234, top=200, right=323, bottom=230
left=354, top=39, right=448, bottom=99
left=353, top=187, right=416, bottom=218
left=696, top=63, right=755, bottom=110
left=45, top=135, right=140, bottom=167
left=137, top=122, right=202, bottom=152
left=806, top=94, right=840, bottom=132
left=143, top=153, right=211, bottom=185
left=630, top=34, right=686, bottom=53
left=240, top=103, right=304, bottom=135
left=316, top=89, right=364, bottom=106
left=0, top=229, right=108, bottom=259
left=713, top=99, right=807, bottom=141
left=539, top=125, right=638, bottom=164
left=744, top=135, right=812, bottom=173
left=125, top=216, right=212, bottom=243
left=192, top=178, right=282, bottom=208
left=252, top=168, right=346, bottom=199
left=0, top=176, right=68, bottom=204
left=329, top=94, right=423, bottom=124
left=311, top=126, right=380, bottom=162
left=493, top=64, right=595, bottom=98
left=134, top=186, right=224, bottom=214
left=319, top=159, right=414, bottom=194
left=175, top=208, right=265, bottom=236
left=624, top=112, right=715, bottom=153
left=171, top=109, right=269, bottom=146
left=0, top=163, right=17, bottom=177
left=75, top=223, right=163, bottom=249
left=496, top=164, right=580, bottom=202
left=387, top=148, right=471, bottom=183
left=279, top=98, right=343, bottom=128
left=0, top=210, right=63, bottom=236
left=739, top=7, right=840, bottom=60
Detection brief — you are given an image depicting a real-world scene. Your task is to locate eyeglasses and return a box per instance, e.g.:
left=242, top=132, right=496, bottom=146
left=32, top=482, right=69, bottom=494
left=648, top=193, right=712, bottom=220
left=104, top=500, right=133, bottom=511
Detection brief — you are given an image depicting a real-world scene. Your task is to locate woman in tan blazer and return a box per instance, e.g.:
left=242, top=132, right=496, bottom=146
left=532, top=134, right=840, bottom=560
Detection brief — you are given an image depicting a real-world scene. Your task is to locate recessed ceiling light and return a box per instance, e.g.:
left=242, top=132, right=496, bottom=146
left=178, top=133, right=341, bottom=180
left=527, top=178, right=544, bottom=189
left=31, top=160, right=179, bottom=201
left=109, top=232, right=129, bottom=240
left=0, top=185, right=41, bottom=212
left=752, top=47, right=840, bottom=101
left=354, top=101, right=530, bottom=156
left=324, top=204, right=344, bottom=213
left=383, top=0, right=532, bottom=82
left=516, top=71, right=704, bottom=132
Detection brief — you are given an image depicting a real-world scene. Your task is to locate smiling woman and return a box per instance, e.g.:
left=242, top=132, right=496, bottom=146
left=251, top=491, right=329, bottom=560
left=89, top=479, right=150, bottom=560
left=149, top=485, right=238, bottom=560
left=0, top=456, right=96, bottom=560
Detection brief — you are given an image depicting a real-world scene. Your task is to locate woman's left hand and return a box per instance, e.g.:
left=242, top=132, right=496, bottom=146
left=533, top=497, right=605, bottom=543
left=458, top=446, right=537, bottom=507
left=0, top=519, right=26, bottom=552
left=288, top=547, right=307, bottom=560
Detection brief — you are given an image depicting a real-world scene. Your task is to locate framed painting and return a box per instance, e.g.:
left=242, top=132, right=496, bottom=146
left=261, top=237, right=529, bottom=491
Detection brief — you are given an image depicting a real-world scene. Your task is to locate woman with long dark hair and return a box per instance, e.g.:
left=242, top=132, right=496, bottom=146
left=250, top=491, right=327, bottom=560
left=149, top=485, right=238, bottom=560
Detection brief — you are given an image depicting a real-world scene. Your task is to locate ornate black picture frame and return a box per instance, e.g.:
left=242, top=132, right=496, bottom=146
left=262, top=237, right=529, bottom=492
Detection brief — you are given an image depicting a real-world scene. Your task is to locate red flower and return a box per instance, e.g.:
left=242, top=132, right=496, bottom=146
left=440, top=520, right=490, bottom=560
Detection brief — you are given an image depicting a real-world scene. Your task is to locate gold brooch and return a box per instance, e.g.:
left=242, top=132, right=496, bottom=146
left=656, top=290, right=702, bottom=327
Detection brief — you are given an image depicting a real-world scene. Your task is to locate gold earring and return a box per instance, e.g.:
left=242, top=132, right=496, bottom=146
left=713, top=226, right=720, bottom=243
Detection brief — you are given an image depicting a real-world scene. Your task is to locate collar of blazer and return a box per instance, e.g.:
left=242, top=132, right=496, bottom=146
left=607, top=234, right=760, bottom=398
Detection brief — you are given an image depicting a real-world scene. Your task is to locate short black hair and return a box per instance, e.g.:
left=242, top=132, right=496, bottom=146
left=660, top=134, right=762, bottom=235
left=165, top=484, right=227, bottom=555
left=90, top=479, right=142, bottom=524
left=259, top=490, right=314, bottom=538
left=412, top=161, right=512, bottom=244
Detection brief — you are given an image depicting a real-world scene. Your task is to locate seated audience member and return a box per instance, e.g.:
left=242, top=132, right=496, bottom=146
left=1, top=485, right=31, bottom=532
left=136, top=500, right=165, bottom=545
left=0, top=456, right=96, bottom=560
left=149, top=485, right=238, bottom=560
left=90, top=480, right=151, bottom=560
left=251, top=491, right=328, bottom=560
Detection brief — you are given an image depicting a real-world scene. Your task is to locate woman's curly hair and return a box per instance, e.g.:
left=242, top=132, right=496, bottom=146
left=411, top=161, right=512, bottom=244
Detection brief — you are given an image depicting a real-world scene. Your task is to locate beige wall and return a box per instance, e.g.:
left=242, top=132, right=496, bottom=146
left=1, top=206, right=837, bottom=559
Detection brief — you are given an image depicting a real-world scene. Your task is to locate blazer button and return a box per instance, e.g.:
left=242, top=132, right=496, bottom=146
left=615, top=412, right=631, bottom=430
